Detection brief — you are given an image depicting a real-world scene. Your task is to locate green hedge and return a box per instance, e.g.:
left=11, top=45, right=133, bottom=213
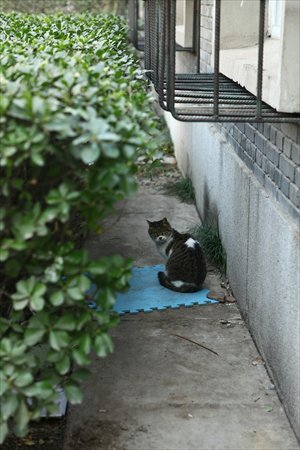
left=0, top=0, right=125, bottom=14
left=0, top=12, right=160, bottom=443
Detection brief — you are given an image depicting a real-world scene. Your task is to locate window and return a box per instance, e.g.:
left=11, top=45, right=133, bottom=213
left=130, top=0, right=300, bottom=122
left=220, top=0, right=300, bottom=113
left=176, top=0, right=194, bottom=49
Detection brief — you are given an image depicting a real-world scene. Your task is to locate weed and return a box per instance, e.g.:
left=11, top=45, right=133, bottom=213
left=192, top=223, right=227, bottom=274
left=164, top=177, right=196, bottom=204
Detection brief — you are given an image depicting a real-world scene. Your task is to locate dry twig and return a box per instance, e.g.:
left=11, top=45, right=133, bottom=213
left=171, top=334, right=219, bottom=356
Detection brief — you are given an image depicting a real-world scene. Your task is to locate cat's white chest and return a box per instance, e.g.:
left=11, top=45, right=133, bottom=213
left=156, top=237, right=173, bottom=258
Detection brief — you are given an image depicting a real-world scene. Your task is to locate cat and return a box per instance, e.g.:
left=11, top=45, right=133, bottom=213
left=147, top=218, right=206, bottom=293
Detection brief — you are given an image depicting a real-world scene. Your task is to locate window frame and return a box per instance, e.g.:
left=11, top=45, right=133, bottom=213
left=175, top=0, right=195, bottom=49
left=268, top=0, right=284, bottom=38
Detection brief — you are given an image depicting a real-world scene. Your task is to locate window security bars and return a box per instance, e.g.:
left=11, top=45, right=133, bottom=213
left=130, top=0, right=300, bottom=123
left=128, top=0, right=143, bottom=50
left=128, top=0, right=197, bottom=52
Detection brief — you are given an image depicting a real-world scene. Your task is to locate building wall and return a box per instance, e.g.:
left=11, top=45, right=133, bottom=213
left=219, top=122, right=300, bottom=223
left=166, top=116, right=300, bottom=443
left=200, top=0, right=214, bottom=73
left=165, top=0, right=300, bottom=439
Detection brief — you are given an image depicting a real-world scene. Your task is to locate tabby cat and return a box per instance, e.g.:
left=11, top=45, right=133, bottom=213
left=147, top=218, right=206, bottom=293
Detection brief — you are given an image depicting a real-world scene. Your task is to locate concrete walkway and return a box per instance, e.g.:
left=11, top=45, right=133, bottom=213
left=64, top=173, right=299, bottom=450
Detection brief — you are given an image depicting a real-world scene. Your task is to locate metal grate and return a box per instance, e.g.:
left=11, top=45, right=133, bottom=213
left=129, top=0, right=300, bottom=123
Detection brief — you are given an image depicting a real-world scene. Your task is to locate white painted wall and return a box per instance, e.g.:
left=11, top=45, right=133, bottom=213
left=220, top=0, right=260, bottom=49
left=165, top=113, right=300, bottom=439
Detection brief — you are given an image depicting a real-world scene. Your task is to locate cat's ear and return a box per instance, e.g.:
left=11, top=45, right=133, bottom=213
left=162, top=217, right=169, bottom=224
left=146, top=219, right=152, bottom=225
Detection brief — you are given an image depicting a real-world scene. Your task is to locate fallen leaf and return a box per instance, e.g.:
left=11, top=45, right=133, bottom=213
left=22, top=438, right=36, bottom=446
left=225, top=295, right=236, bottom=303
left=207, top=291, right=226, bottom=302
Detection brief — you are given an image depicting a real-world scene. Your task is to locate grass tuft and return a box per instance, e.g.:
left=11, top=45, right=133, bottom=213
left=164, top=177, right=195, bottom=204
left=192, top=223, right=227, bottom=274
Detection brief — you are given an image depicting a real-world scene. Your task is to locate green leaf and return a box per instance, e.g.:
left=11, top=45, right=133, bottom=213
left=87, top=117, right=109, bottom=135
left=33, top=283, right=46, bottom=297
left=49, top=330, right=70, bottom=351
left=15, top=372, right=33, bottom=388
left=50, top=291, right=65, bottom=306
left=88, top=260, right=107, bottom=275
left=24, top=327, right=45, bottom=346
left=0, top=338, right=12, bottom=354
left=30, top=295, right=45, bottom=312
left=94, top=333, right=114, bottom=358
left=64, top=383, right=83, bottom=405
left=76, top=311, right=91, bottom=330
left=0, top=318, right=9, bottom=335
left=0, top=377, right=9, bottom=396
left=72, top=348, right=90, bottom=366
left=79, top=334, right=91, bottom=355
left=0, top=249, right=9, bottom=262
left=77, top=274, right=91, bottom=292
left=41, top=207, right=59, bottom=223
left=31, top=152, right=44, bottom=166
left=98, top=287, right=116, bottom=309
left=32, top=96, right=46, bottom=115
left=15, top=400, right=30, bottom=434
left=11, top=344, right=27, bottom=359
left=55, top=355, right=70, bottom=375
left=27, top=314, right=48, bottom=334
left=11, top=296, right=29, bottom=311
left=80, top=145, right=100, bottom=164
left=11, top=277, right=40, bottom=310
left=123, top=144, right=135, bottom=158
left=67, top=286, right=84, bottom=301
left=0, top=422, right=8, bottom=445
left=29, top=282, right=46, bottom=311
left=92, top=62, right=104, bottom=73
left=55, top=315, right=76, bottom=331
left=24, top=381, right=53, bottom=400
left=1, top=394, right=18, bottom=420
left=101, top=143, right=120, bottom=158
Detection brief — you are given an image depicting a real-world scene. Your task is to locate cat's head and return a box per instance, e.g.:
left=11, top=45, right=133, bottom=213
left=147, top=218, right=172, bottom=244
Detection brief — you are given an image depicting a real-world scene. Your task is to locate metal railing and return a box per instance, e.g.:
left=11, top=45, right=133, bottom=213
left=128, top=0, right=300, bottom=123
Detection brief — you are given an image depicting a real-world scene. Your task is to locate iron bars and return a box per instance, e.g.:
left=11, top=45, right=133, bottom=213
left=138, top=0, right=300, bottom=123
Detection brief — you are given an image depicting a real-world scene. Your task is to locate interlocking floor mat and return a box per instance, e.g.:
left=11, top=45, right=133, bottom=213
left=87, top=265, right=217, bottom=315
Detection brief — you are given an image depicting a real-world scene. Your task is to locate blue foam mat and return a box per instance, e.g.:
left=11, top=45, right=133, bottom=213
left=87, top=264, right=217, bottom=315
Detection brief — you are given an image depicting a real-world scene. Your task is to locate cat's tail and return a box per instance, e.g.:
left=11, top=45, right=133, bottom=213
left=158, top=272, right=201, bottom=293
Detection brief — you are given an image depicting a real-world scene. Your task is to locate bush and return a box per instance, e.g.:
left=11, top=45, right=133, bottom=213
left=0, top=12, right=161, bottom=443
left=0, top=0, right=125, bottom=15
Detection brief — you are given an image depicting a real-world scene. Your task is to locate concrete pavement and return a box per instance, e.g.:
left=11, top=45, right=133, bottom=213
left=63, top=171, right=299, bottom=450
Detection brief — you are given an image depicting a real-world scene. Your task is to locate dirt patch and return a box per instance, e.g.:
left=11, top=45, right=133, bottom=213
left=2, top=418, right=66, bottom=450
left=65, top=418, right=125, bottom=450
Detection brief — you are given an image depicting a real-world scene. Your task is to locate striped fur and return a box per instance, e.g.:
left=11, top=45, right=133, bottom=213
left=147, top=218, right=207, bottom=293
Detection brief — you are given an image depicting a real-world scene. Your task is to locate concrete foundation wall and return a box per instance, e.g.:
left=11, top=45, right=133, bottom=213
left=165, top=115, right=300, bottom=439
